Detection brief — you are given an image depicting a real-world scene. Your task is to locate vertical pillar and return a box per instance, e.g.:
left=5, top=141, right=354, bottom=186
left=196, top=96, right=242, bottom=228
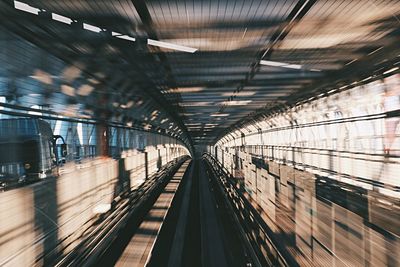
left=144, top=151, right=148, bottom=179
left=116, top=127, right=121, bottom=156
left=97, top=123, right=109, bottom=157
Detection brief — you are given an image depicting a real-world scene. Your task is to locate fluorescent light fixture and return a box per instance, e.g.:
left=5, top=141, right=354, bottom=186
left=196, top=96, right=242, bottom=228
left=260, top=60, right=302, bottom=70
left=181, top=113, right=197, bottom=116
left=310, top=68, right=321, bottom=72
left=223, top=100, right=252, bottom=106
left=147, top=39, right=197, bottom=53
left=260, top=60, right=286, bottom=67
left=383, top=67, right=399, bottom=75
left=221, top=91, right=255, bottom=97
left=361, top=76, right=373, bottom=82
left=116, top=35, right=136, bottom=42
left=210, top=113, right=229, bottom=117
left=14, top=1, right=40, bottom=14
left=179, top=102, right=212, bottom=107
left=345, top=59, right=357, bottom=66
left=52, top=13, right=73, bottom=24
left=112, top=32, right=136, bottom=42
left=168, top=87, right=203, bottom=93
left=261, top=60, right=302, bottom=69
left=284, top=64, right=302, bottom=69
left=83, top=23, right=102, bottom=33
left=88, top=78, right=100, bottom=84
left=368, top=46, right=383, bottom=56
left=125, top=101, right=134, bottom=108
left=14, top=1, right=40, bottom=15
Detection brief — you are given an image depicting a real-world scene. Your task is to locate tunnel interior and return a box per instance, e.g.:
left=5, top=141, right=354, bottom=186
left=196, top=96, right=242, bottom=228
left=0, top=0, right=399, bottom=266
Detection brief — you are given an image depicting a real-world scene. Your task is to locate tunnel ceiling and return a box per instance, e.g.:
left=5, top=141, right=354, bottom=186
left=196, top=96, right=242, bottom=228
left=1, top=0, right=400, bottom=149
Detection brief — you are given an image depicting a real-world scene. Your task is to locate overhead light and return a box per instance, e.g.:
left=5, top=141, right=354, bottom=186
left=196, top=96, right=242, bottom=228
left=345, top=59, right=357, bottom=66
left=125, top=101, right=134, bottom=108
left=383, top=67, right=399, bottom=75
left=168, top=87, right=203, bottom=93
left=260, top=60, right=286, bottom=67
left=112, top=32, right=136, bottom=42
left=14, top=1, right=40, bottom=15
left=361, top=76, right=373, bottom=82
left=221, top=91, right=255, bottom=97
left=210, top=113, right=229, bottom=117
left=284, top=64, right=302, bottom=69
left=223, top=100, right=252, bottom=106
left=368, top=46, right=383, bottom=56
left=52, top=13, right=73, bottom=24
left=179, top=102, right=212, bottom=107
left=260, top=60, right=302, bottom=69
left=83, top=23, right=102, bottom=33
left=147, top=39, right=197, bottom=53
left=116, top=35, right=136, bottom=42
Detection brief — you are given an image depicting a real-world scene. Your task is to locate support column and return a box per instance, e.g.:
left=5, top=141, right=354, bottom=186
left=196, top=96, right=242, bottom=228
left=97, top=123, right=109, bottom=157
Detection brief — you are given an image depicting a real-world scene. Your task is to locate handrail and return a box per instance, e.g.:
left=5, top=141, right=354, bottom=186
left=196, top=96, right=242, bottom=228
left=221, top=145, right=400, bottom=192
